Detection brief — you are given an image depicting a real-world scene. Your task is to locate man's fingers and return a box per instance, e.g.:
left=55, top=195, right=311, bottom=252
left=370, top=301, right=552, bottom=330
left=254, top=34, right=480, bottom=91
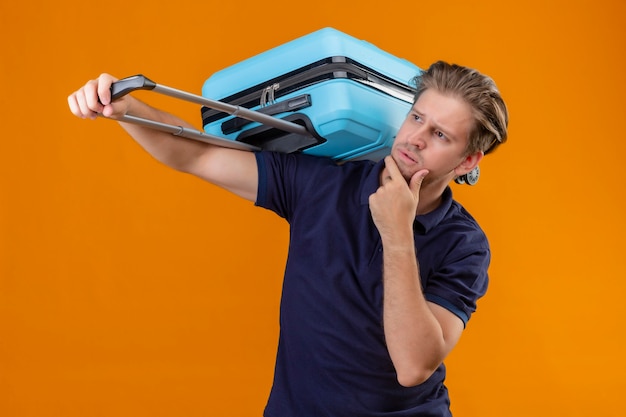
left=67, top=93, right=81, bottom=118
left=409, top=169, right=429, bottom=198
left=82, top=81, right=105, bottom=117
left=68, top=73, right=125, bottom=120
left=384, top=156, right=401, bottom=179
left=69, top=87, right=97, bottom=119
left=384, top=156, right=428, bottom=198
left=96, top=73, right=117, bottom=106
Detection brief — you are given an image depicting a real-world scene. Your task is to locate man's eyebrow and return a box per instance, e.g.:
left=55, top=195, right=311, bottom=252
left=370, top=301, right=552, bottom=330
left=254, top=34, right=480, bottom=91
left=412, top=107, right=458, bottom=140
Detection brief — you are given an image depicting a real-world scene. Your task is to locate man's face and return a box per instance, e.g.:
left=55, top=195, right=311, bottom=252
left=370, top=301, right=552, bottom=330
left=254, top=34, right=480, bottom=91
left=391, top=89, right=477, bottom=187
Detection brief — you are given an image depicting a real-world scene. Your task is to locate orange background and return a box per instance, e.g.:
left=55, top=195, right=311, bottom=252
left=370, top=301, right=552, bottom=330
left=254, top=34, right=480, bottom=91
left=1, top=0, right=624, bottom=416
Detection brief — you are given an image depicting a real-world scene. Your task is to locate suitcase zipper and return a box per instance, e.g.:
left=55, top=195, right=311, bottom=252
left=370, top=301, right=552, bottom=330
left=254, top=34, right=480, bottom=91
left=201, top=57, right=416, bottom=130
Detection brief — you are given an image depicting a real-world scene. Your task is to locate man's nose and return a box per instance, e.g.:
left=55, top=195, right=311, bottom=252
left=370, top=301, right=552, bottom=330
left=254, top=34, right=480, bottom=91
left=407, top=125, right=427, bottom=149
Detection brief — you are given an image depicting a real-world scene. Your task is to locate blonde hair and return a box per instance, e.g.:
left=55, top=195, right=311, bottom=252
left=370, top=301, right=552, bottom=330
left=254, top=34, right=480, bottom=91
left=412, top=61, right=509, bottom=155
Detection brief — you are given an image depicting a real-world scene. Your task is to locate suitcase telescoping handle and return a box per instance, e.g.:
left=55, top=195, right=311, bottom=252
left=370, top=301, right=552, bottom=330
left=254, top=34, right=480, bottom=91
left=107, top=75, right=313, bottom=151
left=110, top=74, right=157, bottom=101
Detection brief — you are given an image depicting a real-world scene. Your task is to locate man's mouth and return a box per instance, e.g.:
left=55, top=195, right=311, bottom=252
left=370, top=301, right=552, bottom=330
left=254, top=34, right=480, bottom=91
left=398, top=148, right=418, bottom=164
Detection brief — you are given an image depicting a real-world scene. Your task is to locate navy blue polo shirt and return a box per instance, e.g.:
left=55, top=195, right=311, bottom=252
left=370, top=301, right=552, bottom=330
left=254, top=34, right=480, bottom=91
left=255, top=151, right=490, bottom=417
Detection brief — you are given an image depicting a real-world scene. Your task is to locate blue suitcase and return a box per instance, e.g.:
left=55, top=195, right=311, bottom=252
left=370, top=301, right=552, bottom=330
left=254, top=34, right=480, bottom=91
left=105, top=28, right=421, bottom=161
left=200, top=27, right=421, bottom=161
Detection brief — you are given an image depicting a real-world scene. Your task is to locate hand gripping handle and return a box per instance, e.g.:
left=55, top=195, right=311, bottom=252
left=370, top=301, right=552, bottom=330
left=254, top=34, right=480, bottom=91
left=110, top=74, right=157, bottom=102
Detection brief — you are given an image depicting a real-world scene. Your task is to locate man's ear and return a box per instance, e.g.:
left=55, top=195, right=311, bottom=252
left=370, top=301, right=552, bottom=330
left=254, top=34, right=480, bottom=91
left=454, top=151, right=484, bottom=177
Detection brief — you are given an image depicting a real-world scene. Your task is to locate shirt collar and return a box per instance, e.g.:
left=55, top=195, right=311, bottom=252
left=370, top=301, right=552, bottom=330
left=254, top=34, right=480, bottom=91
left=414, top=186, right=453, bottom=234
left=360, top=159, right=453, bottom=235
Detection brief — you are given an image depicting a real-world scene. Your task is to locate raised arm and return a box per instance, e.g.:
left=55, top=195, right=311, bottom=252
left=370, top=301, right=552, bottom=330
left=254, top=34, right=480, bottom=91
left=369, top=156, right=464, bottom=387
left=67, top=73, right=258, bottom=201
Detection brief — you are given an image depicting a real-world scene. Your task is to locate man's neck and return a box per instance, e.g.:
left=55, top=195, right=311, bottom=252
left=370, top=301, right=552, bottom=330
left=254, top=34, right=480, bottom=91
left=416, top=186, right=444, bottom=216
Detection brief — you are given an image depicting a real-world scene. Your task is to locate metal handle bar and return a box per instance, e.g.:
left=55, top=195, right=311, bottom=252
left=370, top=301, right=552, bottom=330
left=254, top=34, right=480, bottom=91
left=110, top=74, right=311, bottom=137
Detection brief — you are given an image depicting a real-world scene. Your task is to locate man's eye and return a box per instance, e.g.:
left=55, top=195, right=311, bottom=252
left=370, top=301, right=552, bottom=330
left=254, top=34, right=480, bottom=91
left=436, top=131, right=446, bottom=139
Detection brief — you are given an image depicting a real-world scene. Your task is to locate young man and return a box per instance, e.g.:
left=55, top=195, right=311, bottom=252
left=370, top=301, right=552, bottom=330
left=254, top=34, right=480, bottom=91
left=68, top=61, right=508, bottom=416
